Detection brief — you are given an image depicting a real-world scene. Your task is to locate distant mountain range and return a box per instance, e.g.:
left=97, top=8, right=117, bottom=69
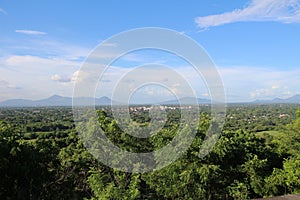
left=0, top=95, right=211, bottom=107
left=252, top=94, right=300, bottom=104
left=0, top=94, right=299, bottom=107
left=0, top=95, right=113, bottom=107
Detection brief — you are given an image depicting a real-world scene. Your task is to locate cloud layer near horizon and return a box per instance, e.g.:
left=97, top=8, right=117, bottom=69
left=1, top=53, right=300, bottom=102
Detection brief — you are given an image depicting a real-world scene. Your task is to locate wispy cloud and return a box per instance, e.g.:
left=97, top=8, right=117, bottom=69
left=0, top=8, right=7, bottom=15
left=15, top=29, right=47, bottom=35
left=1, top=37, right=91, bottom=61
left=195, top=0, right=300, bottom=28
left=0, top=80, right=19, bottom=89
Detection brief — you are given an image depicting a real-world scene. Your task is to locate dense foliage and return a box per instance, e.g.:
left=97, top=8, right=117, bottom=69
left=0, top=104, right=299, bottom=199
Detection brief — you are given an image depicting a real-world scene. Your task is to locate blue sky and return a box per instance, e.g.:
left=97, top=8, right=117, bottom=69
left=0, top=0, right=300, bottom=102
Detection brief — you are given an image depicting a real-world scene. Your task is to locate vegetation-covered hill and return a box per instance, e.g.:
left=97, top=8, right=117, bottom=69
left=0, top=104, right=299, bottom=199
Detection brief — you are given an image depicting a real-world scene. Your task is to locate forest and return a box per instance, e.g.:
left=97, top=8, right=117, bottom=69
left=0, top=104, right=300, bottom=199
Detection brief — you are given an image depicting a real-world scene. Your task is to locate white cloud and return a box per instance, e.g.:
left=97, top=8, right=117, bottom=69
left=218, top=66, right=300, bottom=101
left=195, top=0, right=300, bottom=28
left=0, top=36, right=91, bottom=62
left=5, top=55, right=79, bottom=70
left=0, top=80, right=22, bottom=101
left=70, top=70, right=97, bottom=83
left=0, top=35, right=109, bottom=101
left=96, top=65, right=299, bottom=103
left=0, top=55, right=80, bottom=101
left=250, top=86, right=292, bottom=99
left=51, top=74, right=71, bottom=83
left=15, top=29, right=47, bottom=35
left=71, top=70, right=80, bottom=82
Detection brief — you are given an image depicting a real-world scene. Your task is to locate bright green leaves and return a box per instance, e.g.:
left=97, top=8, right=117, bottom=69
left=227, top=180, right=250, bottom=200
left=88, top=168, right=141, bottom=200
